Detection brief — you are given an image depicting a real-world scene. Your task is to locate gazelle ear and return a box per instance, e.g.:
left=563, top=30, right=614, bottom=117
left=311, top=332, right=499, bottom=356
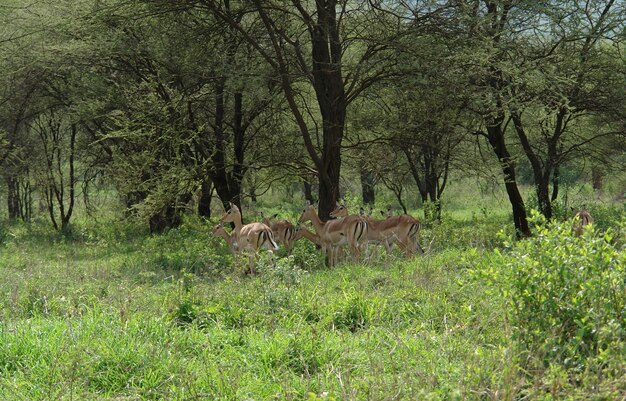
left=359, top=207, right=365, bottom=216
left=336, top=201, right=340, bottom=206
left=305, top=200, right=311, bottom=206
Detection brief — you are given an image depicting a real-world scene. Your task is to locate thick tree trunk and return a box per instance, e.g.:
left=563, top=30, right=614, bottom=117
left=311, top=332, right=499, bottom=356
left=149, top=205, right=180, bottom=234
left=536, top=180, right=552, bottom=220
left=207, top=83, right=246, bottom=213
left=310, top=0, right=346, bottom=221
left=551, top=164, right=560, bottom=202
left=317, top=152, right=341, bottom=221
left=149, top=193, right=192, bottom=234
left=592, top=166, right=603, bottom=191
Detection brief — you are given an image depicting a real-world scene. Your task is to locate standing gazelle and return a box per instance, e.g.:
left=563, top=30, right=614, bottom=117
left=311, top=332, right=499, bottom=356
left=334, top=204, right=422, bottom=257
left=572, top=209, right=593, bottom=237
left=220, top=202, right=278, bottom=274
left=299, top=202, right=367, bottom=268
left=262, top=213, right=296, bottom=255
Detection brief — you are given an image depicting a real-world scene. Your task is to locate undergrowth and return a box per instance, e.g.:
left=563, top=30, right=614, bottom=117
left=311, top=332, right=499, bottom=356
left=0, top=206, right=624, bottom=400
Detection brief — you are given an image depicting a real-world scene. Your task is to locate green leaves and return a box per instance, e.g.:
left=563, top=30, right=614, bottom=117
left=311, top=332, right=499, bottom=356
left=480, top=215, right=626, bottom=372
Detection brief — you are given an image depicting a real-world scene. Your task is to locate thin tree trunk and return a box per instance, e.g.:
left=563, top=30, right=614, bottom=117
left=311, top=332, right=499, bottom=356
left=198, top=179, right=213, bottom=218
left=7, top=176, right=20, bottom=220
left=486, top=124, right=530, bottom=238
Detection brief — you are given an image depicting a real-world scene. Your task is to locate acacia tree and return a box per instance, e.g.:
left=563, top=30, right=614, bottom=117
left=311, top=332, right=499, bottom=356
left=202, top=0, right=404, bottom=219
left=506, top=0, right=626, bottom=219
left=0, top=1, right=89, bottom=226
left=0, top=2, right=42, bottom=220
left=447, top=0, right=532, bottom=236
left=450, top=0, right=625, bottom=233
left=393, top=79, right=467, bottom=220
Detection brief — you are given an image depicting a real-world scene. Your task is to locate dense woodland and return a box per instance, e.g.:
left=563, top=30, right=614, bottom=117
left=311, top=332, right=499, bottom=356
left=1, top=1, right=626, bottom=400
left=0, top=0, right=624, bottom=233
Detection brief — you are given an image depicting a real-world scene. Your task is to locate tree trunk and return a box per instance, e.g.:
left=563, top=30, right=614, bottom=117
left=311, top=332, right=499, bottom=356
left=310, top=0, right=346, bottom=221
left=303, top=180, right=314, bottom=204
left=149, top=193, right=192, bottom=234
left=551, top=164, right=560, bottom=202
left=536, top=181, right=552, bottom=220
left=6, top=176, right=20, bottom=220
left=317, top=122, right=343, bottom=221
left=360, top=170, right=375, bottom=205
left=198, top=179, right=213, bottom=218
left=60, top=123, right=77, bottom=231
left=592, top=166, right=603, bottom=191
left=486, top=124, right=530, bottom=238
left=149, top=204, right=180, bottom=234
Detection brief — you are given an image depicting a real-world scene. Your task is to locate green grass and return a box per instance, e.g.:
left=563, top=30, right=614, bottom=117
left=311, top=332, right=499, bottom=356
left=0, top=196, right=625, bottom=400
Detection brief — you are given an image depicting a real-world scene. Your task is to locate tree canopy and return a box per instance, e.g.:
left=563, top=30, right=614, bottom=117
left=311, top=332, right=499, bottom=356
left=0, top=0, right=624, bottom=232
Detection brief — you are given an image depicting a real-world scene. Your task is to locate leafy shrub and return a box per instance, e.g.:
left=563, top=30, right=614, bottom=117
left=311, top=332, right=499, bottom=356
left=141, top=221, right=231, bottom=275
left=477, top=213, right=626, bottom=373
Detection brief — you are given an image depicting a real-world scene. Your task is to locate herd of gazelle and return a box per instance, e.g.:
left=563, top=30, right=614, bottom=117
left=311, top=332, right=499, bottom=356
left=213, top=202, right=594, bottom=274
left=212, top=201, right=424, bottom=273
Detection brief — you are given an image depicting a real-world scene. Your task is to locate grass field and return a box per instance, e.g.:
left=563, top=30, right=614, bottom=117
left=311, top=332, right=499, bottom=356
left=0, top=183, right=625, bottom=400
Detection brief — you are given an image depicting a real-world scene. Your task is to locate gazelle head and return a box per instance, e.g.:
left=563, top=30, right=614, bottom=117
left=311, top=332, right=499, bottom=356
left=220, top=202, right=240, bottom=224
left=330, top=202, right=348, bottom=218
left=211, top=222, right=222, bottom=234
left=298, top=201, right=316, bottom=223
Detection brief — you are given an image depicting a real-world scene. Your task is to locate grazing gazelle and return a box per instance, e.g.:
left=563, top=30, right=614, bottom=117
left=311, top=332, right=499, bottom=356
left=299, top=202, right=368, bottom=268
left=292, top=226, right=322, bottom=247
left=572, top=208, right=593, bottom=237
left=220, top=202, right=278, bottom=274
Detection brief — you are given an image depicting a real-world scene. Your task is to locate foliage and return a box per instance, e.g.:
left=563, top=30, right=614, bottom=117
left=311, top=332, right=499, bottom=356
left=474, top=212, right=626, bottom=395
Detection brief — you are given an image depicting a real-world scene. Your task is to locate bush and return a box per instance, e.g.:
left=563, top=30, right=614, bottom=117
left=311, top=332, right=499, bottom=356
left=477, top=213, right=626, bottom=374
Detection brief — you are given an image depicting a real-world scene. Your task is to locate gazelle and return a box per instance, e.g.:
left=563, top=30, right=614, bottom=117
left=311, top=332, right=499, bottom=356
left=211, top=223, right=237, bottom=255
left=220, top=202, right=279, bottom=274
left=572, top=209, right=593, bottom=237
left=335, top=204, right=422, bottom=257
left=298, top=202, right=367, bottom=268
left=262, top=213, right=296, bottom=255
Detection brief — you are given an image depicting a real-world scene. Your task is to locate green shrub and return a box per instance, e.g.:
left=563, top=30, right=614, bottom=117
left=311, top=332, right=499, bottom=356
left=478, top=213, right=626, bottom=373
